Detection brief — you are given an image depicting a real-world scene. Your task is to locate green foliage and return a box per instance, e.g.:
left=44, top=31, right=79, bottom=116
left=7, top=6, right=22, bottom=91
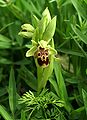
left=19, top=89, right=64, bottom=119
left=0, top=0, right=87, bottom=119
left=0, top=105, right=13, bottom=120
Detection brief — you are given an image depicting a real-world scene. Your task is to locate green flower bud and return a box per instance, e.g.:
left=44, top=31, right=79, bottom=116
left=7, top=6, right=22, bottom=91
left=18, top=31, right=33, bottom=38
left=21, top=24, right=34, bottom=32
left=18, top=24, right=35, bottom=38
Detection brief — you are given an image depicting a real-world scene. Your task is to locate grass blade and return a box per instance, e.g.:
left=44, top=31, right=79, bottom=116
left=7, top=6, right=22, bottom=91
left=21, top=110, right=26, bottom=120
left=82, top=89, right=87, bottom=115
left=0, top=105, right=13, bottom=120
left=71, top=0, right=87, bottom=20
left=54, top=60, right=72, bottom=112
left=0, top=34, right=11, bottom=49
left=71, top=25, right=87, bottom=44
left=9, top=67, right=16, bottom=116
left=19, top=65, right=37, bottom=91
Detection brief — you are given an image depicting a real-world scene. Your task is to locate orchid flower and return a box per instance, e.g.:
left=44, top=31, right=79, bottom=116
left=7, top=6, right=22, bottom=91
left=18, top=8, right=57, bottom=92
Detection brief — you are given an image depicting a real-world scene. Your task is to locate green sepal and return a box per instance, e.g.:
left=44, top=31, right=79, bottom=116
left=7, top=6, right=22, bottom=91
left=42, top=16, right=56, bottom=41
left=18, top=31, right=33, bottom=38
left=48, top=45, right=57, bottom=55
left=31, top=40, right=38, bottom=46
left=26, top=46, right=37, bottom=57
left=38, top=40, right=48, bottom=48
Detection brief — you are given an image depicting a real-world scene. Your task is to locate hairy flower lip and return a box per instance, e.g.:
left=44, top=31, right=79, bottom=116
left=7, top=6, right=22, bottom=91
left=26, top=39, right=57, bottom=67
left=34, top=46, right=50, bottom=67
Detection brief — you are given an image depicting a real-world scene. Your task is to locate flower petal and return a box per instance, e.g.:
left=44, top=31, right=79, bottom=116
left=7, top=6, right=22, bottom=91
left=38, top=40, right=48, bottom=48
left=48, top=45, right=57, bottom=55
left=26, top=46, right=37, bottom=57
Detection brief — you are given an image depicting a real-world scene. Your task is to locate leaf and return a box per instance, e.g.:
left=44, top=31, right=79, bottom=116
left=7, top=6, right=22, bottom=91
left=71, top=25, right=87, bottom=44
left=42, top=7, right=51, bottom=24
left=0, top=57, right=12, bottom=64
left=0, top=105, right=13, bottom=120
left=54, top=60, right=72, bottom=112
left=0, top=34, right=12, bottom=49
left=49, top=76, right=59, bottom=96
left=0, top=87, right=7, bottom=97
left=21, top=0, right=41, bottom=17
left=19, top=66, right=37, bottom=91
left=82, top=89, right=87, bottom=115
left=70, top=106, right=85, bottom=119
left=8, top=4, right=26, bottom=22
left=71, top=0, right=87, bottom=20
left=32, top=15, right=39, bottom=28
left=57, top=48, right=85, bottom=57
left=38, top=15, right=48, bottom=40
left=42, top=16, right=56, bottom=41
left=21, top=110, right=26, bottom=120
left=32, top=27, right=39, bottom=42
left=9, top=67, right=16, bottom=115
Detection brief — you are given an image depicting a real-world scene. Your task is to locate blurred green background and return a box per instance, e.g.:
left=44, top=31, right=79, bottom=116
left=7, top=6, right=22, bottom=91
left=0, top=0, right=87, bottom=119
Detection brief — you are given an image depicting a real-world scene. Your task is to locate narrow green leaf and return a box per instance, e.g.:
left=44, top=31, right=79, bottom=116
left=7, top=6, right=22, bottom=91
left=9, top=67, right=16, bottom=115
left=0, top=34, right=11, bottom=49
left=54, top=60, right=72, bottom=112
left=32, top=15, right=39, bottom=28
left=82, top=89, right=87, bottom=115
left=71, top=106, right=85, bottom=119
left=42, top=7, right=51, bottom=24
left=21, top=0, right=41, bottom=17
left=38, top=15, right=48, bottom=39
left=21, top=110, right=26, bottom=120
left=57, top=48, right=85, bottom=57
left=19, top=66, right=37, bottom=91
left=71, top=0, right=87, bottom=20
left=43, top=16, right=56, bottom=41
left=49, top=76, right=59, bottom=96
left=70, top=33, right=87, bottom=58
left=0, top=105, right=13, bottom=120
left=32, top=27, right=39, bottom=42
left=0, top=87, right=7, bottom=97
left=8, top=4, right=26, bottom=22
left=71, top=25, right=87, bottom=44
left=0, top=57, right=12, bottom=64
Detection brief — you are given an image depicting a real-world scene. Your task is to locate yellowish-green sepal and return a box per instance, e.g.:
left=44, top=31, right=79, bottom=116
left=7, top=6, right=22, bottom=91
left=26, top=46, right=37, bottom=57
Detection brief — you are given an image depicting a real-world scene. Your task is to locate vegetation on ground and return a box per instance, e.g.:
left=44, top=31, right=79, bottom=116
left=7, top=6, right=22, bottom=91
left=0, top=0, right=87, bottom=119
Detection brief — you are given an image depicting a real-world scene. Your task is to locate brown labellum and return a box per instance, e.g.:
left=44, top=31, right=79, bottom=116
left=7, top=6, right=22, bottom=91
left=35, top=47, right=49, bottom=67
